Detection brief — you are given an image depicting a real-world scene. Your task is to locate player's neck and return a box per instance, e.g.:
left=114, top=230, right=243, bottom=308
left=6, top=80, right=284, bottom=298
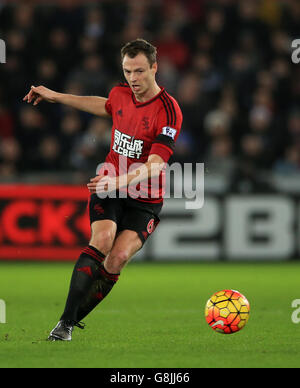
left=134, top=83, right=162, bottom=103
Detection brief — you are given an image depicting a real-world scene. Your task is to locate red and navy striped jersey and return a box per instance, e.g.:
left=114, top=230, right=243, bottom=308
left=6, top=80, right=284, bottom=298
left=102, top=83, right=183, bottom=203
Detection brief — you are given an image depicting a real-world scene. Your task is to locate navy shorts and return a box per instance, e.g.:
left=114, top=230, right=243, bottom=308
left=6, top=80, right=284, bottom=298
left=89, top=194, right=162, bottom=245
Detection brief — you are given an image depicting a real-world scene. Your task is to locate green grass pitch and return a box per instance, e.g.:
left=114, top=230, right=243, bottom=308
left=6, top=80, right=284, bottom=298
left=0, top=261, right=300, bottom=368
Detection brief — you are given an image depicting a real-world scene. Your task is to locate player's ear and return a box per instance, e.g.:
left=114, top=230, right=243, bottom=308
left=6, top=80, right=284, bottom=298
left=151, top=62, right=158, bottom=75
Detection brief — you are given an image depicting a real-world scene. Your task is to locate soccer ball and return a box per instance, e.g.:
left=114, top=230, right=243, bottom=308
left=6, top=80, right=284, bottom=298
left=205, top=289, right=250, bottom=334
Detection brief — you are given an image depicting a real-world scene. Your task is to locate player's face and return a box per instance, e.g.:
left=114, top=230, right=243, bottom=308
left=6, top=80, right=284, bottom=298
left=122, top=53, right=157, bottom=98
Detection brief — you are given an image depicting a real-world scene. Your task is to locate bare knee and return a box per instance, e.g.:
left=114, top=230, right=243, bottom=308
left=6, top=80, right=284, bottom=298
left=90, top=229, right=114, bottom=256
left=105, top=250, right=130, bottom=274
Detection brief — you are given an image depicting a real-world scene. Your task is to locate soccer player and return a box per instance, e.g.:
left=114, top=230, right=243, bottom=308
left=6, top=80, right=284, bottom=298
left=23, top=39, right=183, bottom=341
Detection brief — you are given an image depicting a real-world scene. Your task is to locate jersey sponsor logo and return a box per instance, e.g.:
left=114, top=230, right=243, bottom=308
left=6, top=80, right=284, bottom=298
left=162, top=126, right=177, bottom=139
left=112, top=129, right=144, bottom=159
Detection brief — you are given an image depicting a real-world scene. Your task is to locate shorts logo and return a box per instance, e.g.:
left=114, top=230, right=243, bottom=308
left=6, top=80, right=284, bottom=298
left=162, top=126, right=177, bottom=140
left=147, top=218, right=155, bottom=234
left=113, top=129, right=144, bottom=159
left=94, top=204, right=104, bottom=215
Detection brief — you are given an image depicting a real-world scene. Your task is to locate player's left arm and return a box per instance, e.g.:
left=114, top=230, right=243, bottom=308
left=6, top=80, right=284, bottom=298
left=118, top=153, right=165, bottom=188
left=87, top=154, right=165, bottom=194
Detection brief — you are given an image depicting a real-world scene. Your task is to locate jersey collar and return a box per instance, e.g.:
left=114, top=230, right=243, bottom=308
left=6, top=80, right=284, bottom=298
left=131, top=87, right=165, bottom=108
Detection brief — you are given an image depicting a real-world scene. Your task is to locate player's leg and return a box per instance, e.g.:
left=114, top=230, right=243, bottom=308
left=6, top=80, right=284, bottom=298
left=89, top=219, right=118, bottom=255
left=49, top=198, right=161, bottom=340
left=73, top=219, right=119, bottom=322
left=59, top=220, right=117, bottom=323
left=75, top=202, right=162, bottom=321
left=104, top=229, right=142, bottom=274
left=75, top=229, right=142, bottom=322
left=48, top=195, right=120, bottom=341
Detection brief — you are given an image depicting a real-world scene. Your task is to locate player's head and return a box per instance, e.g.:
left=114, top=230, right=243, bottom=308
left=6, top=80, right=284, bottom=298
left=121, top=38, right=157, bottom=68
left=121, top=39, right=158, bottom=97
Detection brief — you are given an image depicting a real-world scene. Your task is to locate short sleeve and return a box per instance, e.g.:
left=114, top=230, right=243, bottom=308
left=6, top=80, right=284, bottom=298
left=105, top=99, right=112, bottom=116
left=105, top=91, right=113, bottom=116
left=149, top=99, right=183, bottom=162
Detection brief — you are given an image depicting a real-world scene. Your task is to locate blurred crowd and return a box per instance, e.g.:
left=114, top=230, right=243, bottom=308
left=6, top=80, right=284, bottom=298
left=0, top=0, right=300, bottom=191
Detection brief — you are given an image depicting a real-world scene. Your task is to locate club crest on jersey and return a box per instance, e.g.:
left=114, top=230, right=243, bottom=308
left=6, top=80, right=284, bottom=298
left=162, top=126, right=177, bottom=139
left=142, top=116, right=150, bottom=130
left=112, top=129, right=144, bottom=159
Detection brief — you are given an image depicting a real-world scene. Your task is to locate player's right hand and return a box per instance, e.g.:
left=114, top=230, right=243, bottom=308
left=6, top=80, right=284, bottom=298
left=23, top=85, right=58, bottom=106
left=87, top=175, right=105, bottom=194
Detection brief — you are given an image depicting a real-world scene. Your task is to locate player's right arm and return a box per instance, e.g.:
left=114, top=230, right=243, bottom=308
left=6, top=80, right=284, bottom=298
left=23, top=85, right=110, bottom=117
